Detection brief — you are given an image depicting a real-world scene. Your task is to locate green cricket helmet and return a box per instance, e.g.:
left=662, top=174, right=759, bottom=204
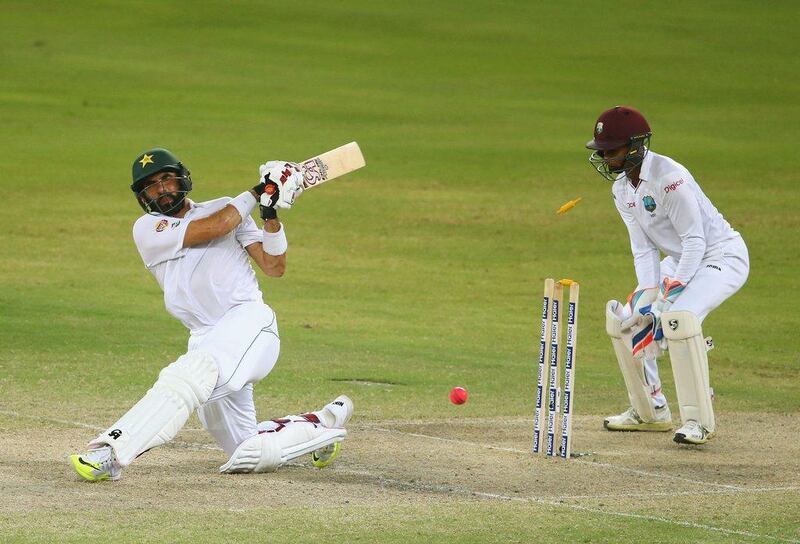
left=130, top=148, right=192, bottom=216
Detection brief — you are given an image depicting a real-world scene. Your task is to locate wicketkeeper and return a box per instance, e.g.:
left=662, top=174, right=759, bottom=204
left=586, top=106, right=749, bottom=445
left=70, top=149, right=353, bottom=481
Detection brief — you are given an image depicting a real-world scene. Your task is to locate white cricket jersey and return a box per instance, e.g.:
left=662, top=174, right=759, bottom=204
left=612, top=151, right=741, bottom=287
left=132, top=198, right=264, bottom=334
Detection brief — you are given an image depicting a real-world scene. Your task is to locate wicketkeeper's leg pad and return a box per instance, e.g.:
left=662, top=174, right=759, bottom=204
left=606, top=300, right=657, bottom=421
left=220, top=415, right=347, bottom=474
left=662, top=310, right=715, bottom=432
left=89, top=351, right=218, bottom=466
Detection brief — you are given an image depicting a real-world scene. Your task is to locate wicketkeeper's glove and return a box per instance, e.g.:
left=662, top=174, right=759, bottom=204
left=648, top=277, right=686, bottom=349
left=621, top=280, right=685, bottom=357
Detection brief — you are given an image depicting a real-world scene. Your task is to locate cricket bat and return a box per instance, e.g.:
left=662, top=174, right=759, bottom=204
left=299, top=141, right=366, bottom=190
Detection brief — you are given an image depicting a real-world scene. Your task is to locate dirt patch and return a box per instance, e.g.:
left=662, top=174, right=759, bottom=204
left=0, top=410, right=798, bottom=540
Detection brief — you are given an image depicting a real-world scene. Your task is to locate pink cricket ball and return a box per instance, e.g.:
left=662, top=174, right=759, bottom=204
left=449, top=386, right=468, bottom=405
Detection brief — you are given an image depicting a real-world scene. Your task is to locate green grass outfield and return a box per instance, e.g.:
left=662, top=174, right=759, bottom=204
left=1, top=1, right=798, bottom=542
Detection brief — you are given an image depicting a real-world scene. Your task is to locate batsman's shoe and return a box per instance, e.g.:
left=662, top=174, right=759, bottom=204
left=604, top=405, right=673, bottom=432
left=70, top=446, right=122, bottom=482
left=311, top=442, right=341, bottom=469
left=316, top=395, right=354, bottom=429
left=674, top=420, right=713, bottom=445
left=309, top=395, right=353, bottom=468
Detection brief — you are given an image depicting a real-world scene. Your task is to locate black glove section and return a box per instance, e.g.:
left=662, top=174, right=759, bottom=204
left=253, top=175, right=279, bottom=220
left=259, top=183, right=279, bottom=220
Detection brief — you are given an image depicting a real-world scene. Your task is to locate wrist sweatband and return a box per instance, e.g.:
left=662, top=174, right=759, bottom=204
left=262, top=224, right=288, bottom=256
left=230, top=191, right=257, bottom=221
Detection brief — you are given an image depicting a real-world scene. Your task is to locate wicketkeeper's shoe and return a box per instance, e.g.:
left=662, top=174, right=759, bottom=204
left=673, top=420, right=713, bottom=445
left=70, top=446, right=122, bottom=482
left=603, top=405, right=673, bottom=432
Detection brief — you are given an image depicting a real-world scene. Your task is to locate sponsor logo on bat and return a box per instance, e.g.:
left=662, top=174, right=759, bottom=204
left=301, top=158, right=328, bottom=188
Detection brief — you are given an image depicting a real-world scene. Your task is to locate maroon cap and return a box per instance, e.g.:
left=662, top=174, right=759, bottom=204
left=586, top=106, right=651, bottom=150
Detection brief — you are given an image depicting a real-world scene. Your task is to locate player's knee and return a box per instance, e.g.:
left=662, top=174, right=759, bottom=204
left=157, top=351, right=219, bottom=408
left=220, top=433, right=282, bottom=474
left=661, top=310, right=702, bottom=339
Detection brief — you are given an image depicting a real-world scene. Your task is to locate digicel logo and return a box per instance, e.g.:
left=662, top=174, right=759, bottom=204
left=665, top=179, right=685, bottom=193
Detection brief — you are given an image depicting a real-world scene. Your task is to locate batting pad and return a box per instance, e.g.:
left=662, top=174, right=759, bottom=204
left=606, top=300, right=656, bottom=422
left=89, top=351, right=218, bottom=466
left=662, top=310, right=715, bottom=432
left=220, top=420, right=346, bottom=474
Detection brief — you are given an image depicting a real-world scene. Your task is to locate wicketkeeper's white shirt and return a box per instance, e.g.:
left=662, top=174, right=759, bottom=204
left=133, top=198, right=263, bottom=334
left=611, top=151, right=742, bottom=287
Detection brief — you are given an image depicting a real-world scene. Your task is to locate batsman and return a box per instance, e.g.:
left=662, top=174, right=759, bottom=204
left=586, top=106, right=749, bottom=445
left=69, top=148, right=353, bottom=481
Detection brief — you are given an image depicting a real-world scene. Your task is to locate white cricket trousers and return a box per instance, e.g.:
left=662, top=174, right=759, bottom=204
left=187, top=301, right=281, bottom=455
left=661, top=235, right=750, bottom=319
left=645, top=235, right=749, bottom=401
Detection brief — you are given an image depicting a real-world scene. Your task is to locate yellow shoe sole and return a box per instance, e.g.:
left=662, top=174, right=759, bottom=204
left=311, top=442, right=341, bottom=469
left=70, top=454, right=110, bottom=482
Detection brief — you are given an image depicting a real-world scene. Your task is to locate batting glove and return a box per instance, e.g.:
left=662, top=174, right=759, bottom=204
left=257, top=161, right=304, bottom=209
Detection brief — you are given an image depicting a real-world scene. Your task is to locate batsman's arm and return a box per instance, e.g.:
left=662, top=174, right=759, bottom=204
left=182, top=190, right=259, bottom=248
left=246, top=219, right=286, bottom=277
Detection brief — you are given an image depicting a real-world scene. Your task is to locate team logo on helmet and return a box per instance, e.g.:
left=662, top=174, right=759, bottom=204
left=595, top=122, right=603, bottom=134
left=643, top=195, right=656, bottom=212
left=138, top=154, right=154, bottom=168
